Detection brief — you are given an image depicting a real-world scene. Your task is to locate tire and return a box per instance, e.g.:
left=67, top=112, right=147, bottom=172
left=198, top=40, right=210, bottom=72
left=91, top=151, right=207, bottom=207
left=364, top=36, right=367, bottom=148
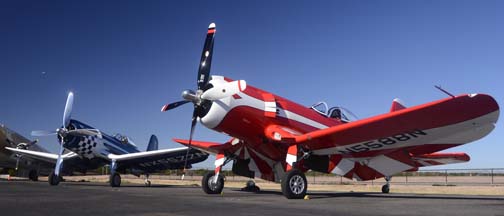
left=381, top=184, right=390, bottom=193
left=110, top=173, right=121, bottom=187
left=145, top=180, right=151, bottom=187
left=28, top=170, right=38, bottom=181
left=281, top=169, right=307, bottom=199
left=202, top=171, right=224, bottom=194
left=48, top=172, right=60, bottom=186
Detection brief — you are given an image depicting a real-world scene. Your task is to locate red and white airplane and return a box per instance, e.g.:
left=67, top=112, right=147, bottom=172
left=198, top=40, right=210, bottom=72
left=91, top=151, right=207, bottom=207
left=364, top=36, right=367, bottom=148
left=162, top=23, right=500, bottom=199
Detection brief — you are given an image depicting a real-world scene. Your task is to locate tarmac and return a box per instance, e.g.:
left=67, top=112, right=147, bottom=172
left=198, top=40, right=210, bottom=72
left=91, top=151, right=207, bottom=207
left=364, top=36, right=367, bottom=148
left=1, top=180, right=504, bottom=216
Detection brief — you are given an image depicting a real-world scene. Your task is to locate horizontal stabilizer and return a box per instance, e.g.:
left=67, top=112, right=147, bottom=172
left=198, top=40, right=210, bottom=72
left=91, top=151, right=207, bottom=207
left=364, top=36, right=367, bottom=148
left=412, top=152, right=470, bottom=166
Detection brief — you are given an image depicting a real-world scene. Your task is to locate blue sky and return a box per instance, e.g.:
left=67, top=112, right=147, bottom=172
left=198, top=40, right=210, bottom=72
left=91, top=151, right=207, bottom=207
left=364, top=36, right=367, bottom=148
left=1, top=0, right=502, bottom=170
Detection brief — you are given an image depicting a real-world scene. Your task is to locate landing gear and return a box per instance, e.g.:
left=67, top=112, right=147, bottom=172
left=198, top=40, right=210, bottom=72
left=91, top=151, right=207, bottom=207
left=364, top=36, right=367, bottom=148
left=110, top=173, right=121, bottom=187
left=241, top=180, right=260, bottom=192
left=382, top=176, right=391, bottom=193
left=144, top=174, right=151, bottom=187
left=48, top=171, right=60, bottom=186
left=281, top=169, right=307, bottom=199
left=202, top=171, right=224, bottom=194
left=28, top=170, right=38, bottom=181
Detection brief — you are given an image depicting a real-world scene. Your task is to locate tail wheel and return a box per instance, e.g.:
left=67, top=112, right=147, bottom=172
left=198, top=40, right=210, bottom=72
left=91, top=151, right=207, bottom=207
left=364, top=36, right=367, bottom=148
left=202, top=171, right=224, bottom=194
left=28, top=170, right=38, bottom=181
left=281, top=169, right=307, bottom=199
left=48, top=171, right=60, bottom=186
left=110, top=173, right=121, bottom=187
left=382, top=184, right=390, bottom=193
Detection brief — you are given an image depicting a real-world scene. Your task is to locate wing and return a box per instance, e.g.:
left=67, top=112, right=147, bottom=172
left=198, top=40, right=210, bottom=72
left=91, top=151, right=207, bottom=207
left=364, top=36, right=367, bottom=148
left=5, top=147, right=78, bottom=164
left=289, top=94, right=497, bottom=180
left=294, top=94, right=498, bottom=157
left=172, top=139, right=237, bottom=155
left=107, top=147, right=209, bottom=172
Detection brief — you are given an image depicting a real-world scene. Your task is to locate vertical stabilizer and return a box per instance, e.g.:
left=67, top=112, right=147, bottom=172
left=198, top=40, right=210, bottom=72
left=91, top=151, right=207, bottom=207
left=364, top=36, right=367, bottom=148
left=146, top=135, right=158, bottom=151
left=390, top=98, right=407, bottom=112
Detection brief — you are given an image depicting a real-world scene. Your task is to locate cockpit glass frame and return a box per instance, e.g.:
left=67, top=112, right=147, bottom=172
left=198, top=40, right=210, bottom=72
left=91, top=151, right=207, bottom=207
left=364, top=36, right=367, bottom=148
left=310, top=102, right=329, bottom=116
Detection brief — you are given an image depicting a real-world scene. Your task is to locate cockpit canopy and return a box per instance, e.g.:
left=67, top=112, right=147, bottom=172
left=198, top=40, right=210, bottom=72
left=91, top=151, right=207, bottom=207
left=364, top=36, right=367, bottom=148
left=113, top=133, right=137, bottom=146
left=310, top=102, right=358, bottom=123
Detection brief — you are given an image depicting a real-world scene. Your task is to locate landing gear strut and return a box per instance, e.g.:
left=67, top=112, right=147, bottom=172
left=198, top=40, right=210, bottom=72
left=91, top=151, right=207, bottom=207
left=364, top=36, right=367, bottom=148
left=48, top=171, right=60, bottom=186
left=281, top=169, right=307, bottom=199
left=109, top=160, right=121, bottom=187
left=382, top=176, right=391, bottom=193
left=144, top=174, right=151, bottom=187
left=202, top=171, right=224, bottom=194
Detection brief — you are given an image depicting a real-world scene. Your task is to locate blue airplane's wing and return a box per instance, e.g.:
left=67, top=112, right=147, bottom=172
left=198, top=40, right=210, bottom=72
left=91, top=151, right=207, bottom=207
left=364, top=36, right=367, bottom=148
left=107, top=147, right=209, bottom=173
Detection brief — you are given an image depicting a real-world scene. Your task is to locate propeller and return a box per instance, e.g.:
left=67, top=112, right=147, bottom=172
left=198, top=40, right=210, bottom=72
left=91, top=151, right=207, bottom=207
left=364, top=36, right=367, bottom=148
left=31, top=92, right=99, bottom=178
left=160, top=23, right=246, bottom=179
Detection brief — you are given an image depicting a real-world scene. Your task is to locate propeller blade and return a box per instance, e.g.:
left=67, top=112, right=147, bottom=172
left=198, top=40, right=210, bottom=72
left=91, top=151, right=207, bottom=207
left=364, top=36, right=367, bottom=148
left=197, top=23, right=216, bottom=90
left=161, top=100, right=191, bottom=112
left=182, top=109, right=198, bottom=180
left=201, top=80, right=247, bottom=100
left=67, top=129, right=100, bottom=137
left=31, top=130, right=57, bottom=137
left=28, top=139, right=38, bottom=147
left=62, top=92, right=74, bottom=128
left=54, top=140, right=65, bottom=176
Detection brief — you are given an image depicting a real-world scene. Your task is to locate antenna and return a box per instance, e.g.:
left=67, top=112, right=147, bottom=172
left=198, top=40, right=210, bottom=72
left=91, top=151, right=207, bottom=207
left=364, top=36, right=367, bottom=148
left=435, top=85, right=455, bottom=98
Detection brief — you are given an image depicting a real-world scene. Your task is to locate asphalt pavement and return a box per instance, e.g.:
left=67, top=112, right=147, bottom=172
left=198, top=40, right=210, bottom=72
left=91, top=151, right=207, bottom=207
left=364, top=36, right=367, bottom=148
left=1, top=180, right=503, bottom=216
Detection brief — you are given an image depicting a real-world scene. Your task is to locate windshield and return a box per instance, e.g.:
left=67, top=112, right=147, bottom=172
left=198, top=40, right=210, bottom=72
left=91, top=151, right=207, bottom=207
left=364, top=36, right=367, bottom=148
left=114, top=133, right=137, bottom=146
left=310, top=102, right=329, bottom=116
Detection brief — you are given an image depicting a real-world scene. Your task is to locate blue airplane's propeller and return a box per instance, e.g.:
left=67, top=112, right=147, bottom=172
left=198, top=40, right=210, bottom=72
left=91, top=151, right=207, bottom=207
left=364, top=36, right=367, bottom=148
left=31, top=92, right=99, bottom=185
left=53, top=92, right=74, bottom=177
left=63, top=91, right=74, bottom=128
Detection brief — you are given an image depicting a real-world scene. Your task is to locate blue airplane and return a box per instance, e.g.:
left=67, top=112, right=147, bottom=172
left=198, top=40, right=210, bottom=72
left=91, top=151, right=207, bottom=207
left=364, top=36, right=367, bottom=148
left=6, top=92, right=208, bottom=186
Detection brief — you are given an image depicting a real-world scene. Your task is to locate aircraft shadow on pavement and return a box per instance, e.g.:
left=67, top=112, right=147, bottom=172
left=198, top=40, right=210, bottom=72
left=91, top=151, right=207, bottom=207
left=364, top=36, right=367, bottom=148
left=306, top=192, right=504, bottom=201
left=46, top=181, right=201, bottom=189
left=230, top=189, right=504, bottom=201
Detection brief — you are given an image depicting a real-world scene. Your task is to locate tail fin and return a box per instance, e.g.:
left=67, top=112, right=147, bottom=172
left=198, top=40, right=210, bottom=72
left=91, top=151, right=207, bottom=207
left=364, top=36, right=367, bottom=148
left=390, top=98, right=407, bottom=112
left=146, top=135, right=158, bottom=151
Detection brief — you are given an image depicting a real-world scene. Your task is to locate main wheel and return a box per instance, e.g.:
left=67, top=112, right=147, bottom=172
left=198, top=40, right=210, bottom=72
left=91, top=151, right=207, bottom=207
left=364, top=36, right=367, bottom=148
left=145, top=180, right=151, bottom=187
left=202, top=171, right=224, bottom=194
left=381, top=184, right=390, bottom=193
left=48, top=171, right=60, bottom=186
left=28, top=170, right=38, bottom=181
left=110, top=173, right=121, bottom=187
left=281, top=169, right=307, bottom=199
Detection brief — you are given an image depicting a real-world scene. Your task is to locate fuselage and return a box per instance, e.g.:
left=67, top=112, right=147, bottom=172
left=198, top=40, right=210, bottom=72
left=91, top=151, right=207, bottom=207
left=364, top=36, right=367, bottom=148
left=199, top=76, right=499, bottom=162
left=64, top=120, right=140, bottom=158
left=199, top=76, right=344, bottom=160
